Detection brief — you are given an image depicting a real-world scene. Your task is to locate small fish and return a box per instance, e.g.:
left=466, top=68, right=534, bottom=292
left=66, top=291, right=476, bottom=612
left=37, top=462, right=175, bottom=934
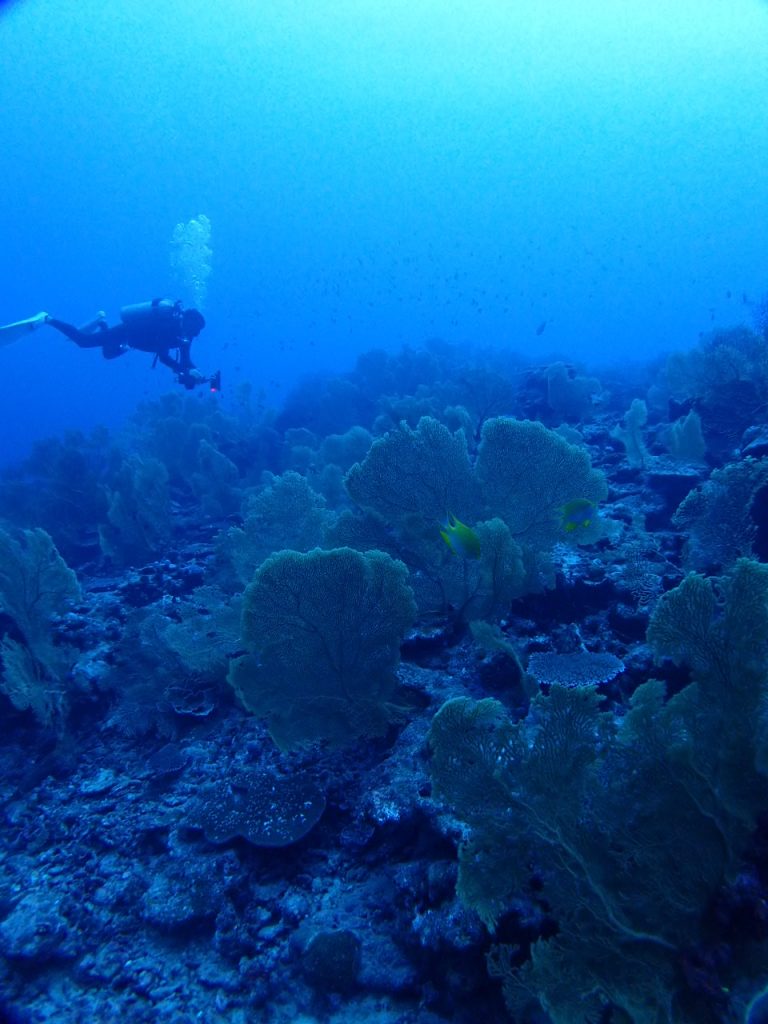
left=561, top=498, right=596, bottom=533
left=536, top=320, right=548, bottom=336
left=440, top=513, right=481, bottom=559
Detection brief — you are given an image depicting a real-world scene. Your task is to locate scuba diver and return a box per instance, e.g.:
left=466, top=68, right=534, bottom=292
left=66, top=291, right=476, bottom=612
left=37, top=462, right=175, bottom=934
left=42, top=298, right=220, bottom=391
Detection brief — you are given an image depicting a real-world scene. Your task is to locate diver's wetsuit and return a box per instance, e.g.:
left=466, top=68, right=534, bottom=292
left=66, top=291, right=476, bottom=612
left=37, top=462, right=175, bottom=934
left=47, top=298, right=201, bottom=388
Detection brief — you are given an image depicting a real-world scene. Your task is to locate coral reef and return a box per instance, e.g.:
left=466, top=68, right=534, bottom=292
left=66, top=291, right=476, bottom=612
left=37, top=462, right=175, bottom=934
left=1, top=331, right=767, bottom=1024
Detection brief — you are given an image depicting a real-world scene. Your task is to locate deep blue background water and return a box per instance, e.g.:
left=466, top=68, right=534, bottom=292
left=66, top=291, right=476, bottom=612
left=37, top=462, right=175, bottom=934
left=1, top=0, right=768, bottom=463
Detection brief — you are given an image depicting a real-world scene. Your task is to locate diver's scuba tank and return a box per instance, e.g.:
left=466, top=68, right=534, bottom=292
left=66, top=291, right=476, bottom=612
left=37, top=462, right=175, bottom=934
left=120, top=298, right=182, bottom=332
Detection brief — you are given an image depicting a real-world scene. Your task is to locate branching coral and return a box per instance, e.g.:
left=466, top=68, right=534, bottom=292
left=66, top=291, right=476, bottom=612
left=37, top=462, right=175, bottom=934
left=220, top=471, right=333, bottom=585
left=344, top=414, right=607, bottom=616
left=0, top=527, right=81, bottom=724
left=430, top=559, right=768, bottom=1022
left=345, top=416, right=476, bottom=535
left=474, top=416, right=607, bottom=548
left=672, top=457, right=768, bottom=571
left=229, top=546, right=416, bottom=749
left=99, top=455, right=172, bottom=566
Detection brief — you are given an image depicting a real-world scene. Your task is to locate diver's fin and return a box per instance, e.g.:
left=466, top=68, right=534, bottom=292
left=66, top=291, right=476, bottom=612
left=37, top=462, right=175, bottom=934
left=0, top=311, right=50, bottom=348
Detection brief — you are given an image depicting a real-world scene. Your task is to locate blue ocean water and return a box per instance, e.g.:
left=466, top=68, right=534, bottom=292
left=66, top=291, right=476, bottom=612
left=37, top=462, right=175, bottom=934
left=3, top=3, right=768, bottom=1024
left=1, top=0, right=767, bottom=460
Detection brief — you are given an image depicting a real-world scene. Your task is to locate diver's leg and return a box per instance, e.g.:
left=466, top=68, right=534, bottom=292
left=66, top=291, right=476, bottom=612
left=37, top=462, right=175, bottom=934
left=77, top=311, right=107, bottom=335
left=45, top=317, right=103, bottom=348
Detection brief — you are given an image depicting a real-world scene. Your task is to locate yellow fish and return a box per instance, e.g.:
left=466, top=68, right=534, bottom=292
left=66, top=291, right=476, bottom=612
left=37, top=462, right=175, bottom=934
left=440, top=513, right=481, bottom=559
left=561, top=498, right=596, bottom=533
